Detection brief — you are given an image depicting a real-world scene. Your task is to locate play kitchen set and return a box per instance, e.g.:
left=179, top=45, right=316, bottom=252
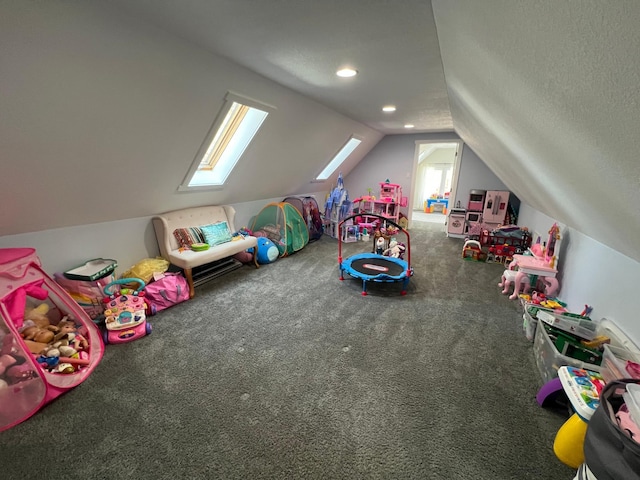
left=447, top=189, right=519, bottom=238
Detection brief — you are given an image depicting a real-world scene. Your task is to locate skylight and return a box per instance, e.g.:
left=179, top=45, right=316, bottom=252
left=315, top=136, right=362, bottom=181
left=179, top=93, right=271, bottom=190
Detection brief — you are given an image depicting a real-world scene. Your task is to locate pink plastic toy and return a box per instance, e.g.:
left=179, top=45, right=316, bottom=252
left=498, top=259, right=531, bottom=296
left=538, top=276, right=560, bottom=297
left=102, top=278, right=152, bottom=345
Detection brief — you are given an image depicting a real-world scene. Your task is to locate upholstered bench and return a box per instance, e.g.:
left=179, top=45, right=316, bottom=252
left=152, top=205, right=258, bottom=298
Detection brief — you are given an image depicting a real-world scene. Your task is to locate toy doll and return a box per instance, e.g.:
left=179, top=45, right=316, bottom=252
left=52, top=318, right=88, bottom=352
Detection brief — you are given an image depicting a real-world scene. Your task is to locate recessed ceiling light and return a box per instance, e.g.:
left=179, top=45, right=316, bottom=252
left=404, top=124, right=415, bottom=129
left=382, top=105, right=396, bottom=112
left=336, top=68, right=358, bottom=77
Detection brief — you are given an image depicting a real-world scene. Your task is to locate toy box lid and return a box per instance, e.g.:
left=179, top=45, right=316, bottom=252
left=537, top=310, right=597, bottom=340
left=597, top=318, right=639, bottom=350
left=64, top=258, right=117, bottom=281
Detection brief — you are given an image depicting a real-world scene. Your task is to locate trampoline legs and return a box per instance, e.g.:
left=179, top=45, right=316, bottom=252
left=401, top=278, right=409, bottom=295
left=362, top=280, right=368, bottom=296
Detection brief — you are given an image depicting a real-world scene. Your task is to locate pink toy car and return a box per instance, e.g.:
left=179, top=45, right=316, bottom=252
left=102, top=278, right=152, bottom=344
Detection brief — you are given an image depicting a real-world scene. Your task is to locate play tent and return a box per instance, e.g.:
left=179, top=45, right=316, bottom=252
left=0, top=248, right=104, bottom=431
left=251, top=202, right=309, bottom=257
left=283, top=195, right=323, bottom=242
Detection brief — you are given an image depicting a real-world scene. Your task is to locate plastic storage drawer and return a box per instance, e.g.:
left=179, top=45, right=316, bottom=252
left=522, top=308, right=537, bottom=342
left=536, top=310, right=597, bottom=341
left=600, top=344, right=640, bottom=383
left=522, top=304, right=556, bottom=342
left=533, top=322, right=603, bottom=384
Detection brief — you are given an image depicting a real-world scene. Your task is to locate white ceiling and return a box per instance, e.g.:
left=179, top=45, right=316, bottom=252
left=106, top=0, right=453, bottom=134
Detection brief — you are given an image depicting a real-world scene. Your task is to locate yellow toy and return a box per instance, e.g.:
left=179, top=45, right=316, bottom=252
left=553, top=413, right=588, bottom=468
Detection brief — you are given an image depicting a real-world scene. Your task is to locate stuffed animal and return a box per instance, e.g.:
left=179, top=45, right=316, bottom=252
left=233, top=250, right=254, bottom=264
left=20, top=303, right=59, bottom=347
left=20, top=325, right=56, bottom=344
left=255, top=237, right=279, bottom=264
left=24, top=303, right=55, bottom=329
left=383, top=240, right=405, bottom=259
left=50, top=318, right=88, bottom=352
left=0, top=335, right=32, bottom=385
left=0, top=354, right=16, bottom=376
left=375, top=236, right=386, bottom=255
left=4, top=363, right=38, bottom=384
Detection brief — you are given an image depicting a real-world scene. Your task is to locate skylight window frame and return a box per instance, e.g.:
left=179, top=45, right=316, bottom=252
left=313, top=135, right=362, bottom=182
left=178, top=92, right=274, bottom=192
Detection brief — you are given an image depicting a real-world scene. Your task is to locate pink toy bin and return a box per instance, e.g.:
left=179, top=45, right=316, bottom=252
left=0, top=248, right=104, bottom=432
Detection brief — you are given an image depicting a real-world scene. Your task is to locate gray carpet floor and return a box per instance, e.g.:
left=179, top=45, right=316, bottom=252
left=0, top=221, right=576, bottom=479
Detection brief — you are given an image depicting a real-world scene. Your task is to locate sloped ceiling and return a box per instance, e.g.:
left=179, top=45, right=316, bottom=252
left=431, top=0, right=640, bottom=262
left=2, top=1, right=639, bottom=265
left=105, top=0, right=452, bottom=134
left=0, top=0, right=448, bottom=237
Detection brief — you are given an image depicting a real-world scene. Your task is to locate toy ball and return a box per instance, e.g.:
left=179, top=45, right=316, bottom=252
left=256, top=237, right=279, bottom=264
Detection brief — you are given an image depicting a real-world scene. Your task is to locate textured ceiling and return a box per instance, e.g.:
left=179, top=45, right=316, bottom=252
left=106, top=0, right=453, bottom=134
left=432, top=0, right=640, bottom=262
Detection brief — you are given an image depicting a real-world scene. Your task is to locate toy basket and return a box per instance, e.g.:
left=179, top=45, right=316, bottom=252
left=0, top=248, right=103, bottom=431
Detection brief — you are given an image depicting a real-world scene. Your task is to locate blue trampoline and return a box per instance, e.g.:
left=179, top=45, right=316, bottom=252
left=338, top=214, right=413, bottom=296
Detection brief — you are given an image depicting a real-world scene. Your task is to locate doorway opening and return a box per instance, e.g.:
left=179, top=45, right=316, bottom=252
left=409, top=141, right=462, bottom=226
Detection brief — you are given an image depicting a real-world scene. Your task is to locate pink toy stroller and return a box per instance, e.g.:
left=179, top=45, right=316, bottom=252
left=101, top=278, right=152, bottom=345
left=0, top=248, right=104, bottom=432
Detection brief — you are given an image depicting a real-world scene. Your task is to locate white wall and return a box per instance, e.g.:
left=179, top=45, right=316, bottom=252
left=0, top=1, right=381, bottom=237
left=345, top=133, right=461, bottom=216
left=432, top=0, right=640, bottom=263
left=453, top=145, right=510, bottom=210
left=346, top=135, right=511, bottom=219
left=518, top=204, right=640, bottom=347
left=0, top=192, right=327, bottom=277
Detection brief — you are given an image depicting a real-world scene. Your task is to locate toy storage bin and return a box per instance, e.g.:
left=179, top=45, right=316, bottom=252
left=532, top=318, right=639, bottom=384
left=522, top=307, right=538, bottom=342
left=0, top=248, right=104, bottom=431
left=600, top=344, right=640, bottom=383
left=533, top=322, right=603, bottom=384
left=536, top=310, right=597, bottom=341
left=522, top=304, right=555, bottom=342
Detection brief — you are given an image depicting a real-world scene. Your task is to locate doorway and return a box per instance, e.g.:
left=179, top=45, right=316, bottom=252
left=409, top=141, right=462, bottom=226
